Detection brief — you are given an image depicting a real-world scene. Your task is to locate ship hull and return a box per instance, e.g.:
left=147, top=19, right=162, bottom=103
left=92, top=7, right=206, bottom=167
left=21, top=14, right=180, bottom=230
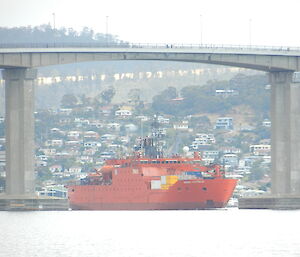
left=69, top=201, right=225, bottom=210
left=68, top=178, right=237, bottom=210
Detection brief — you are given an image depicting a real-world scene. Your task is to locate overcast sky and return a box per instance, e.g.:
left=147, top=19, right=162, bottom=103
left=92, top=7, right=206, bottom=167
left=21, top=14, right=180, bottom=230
left=1, top=0, right=300, bottom=46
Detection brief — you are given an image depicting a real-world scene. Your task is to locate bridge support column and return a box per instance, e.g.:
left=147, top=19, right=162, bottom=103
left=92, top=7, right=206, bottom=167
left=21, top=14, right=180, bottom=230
left=2, top=68, right=37, bottom=195
left=269, top=71, right=300, bottom=195
left=290, top=78, right=300, bottom=194
left=270, top=71, right=293, bottom=195
left=239, top=71, right=300, bottom=209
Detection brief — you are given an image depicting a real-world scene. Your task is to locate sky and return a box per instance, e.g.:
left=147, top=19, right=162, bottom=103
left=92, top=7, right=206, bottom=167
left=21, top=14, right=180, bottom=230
left=1, top=0, right=300, bottom=46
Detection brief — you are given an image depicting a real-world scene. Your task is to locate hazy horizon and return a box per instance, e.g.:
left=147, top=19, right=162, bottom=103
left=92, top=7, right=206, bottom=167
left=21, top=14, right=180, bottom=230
left=1, top=0, right=300, bottom=46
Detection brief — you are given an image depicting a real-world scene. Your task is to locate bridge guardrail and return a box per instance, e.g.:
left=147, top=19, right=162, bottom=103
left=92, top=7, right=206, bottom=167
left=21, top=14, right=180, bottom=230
left=0, top=42, right=298, bottom=52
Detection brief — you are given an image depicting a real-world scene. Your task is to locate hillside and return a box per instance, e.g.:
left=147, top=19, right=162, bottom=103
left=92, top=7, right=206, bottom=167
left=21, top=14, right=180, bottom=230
left=0, top=25, right=263, bottom=114
left=152, top=73, right=269, bottom=118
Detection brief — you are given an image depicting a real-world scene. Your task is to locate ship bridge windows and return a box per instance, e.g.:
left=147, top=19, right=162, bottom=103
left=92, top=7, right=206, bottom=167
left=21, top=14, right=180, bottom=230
left=193, top=160, right=201, bottom=164
left=151, top=160, right=161, bottom=164
left=166, top=160, right=178, bottom=164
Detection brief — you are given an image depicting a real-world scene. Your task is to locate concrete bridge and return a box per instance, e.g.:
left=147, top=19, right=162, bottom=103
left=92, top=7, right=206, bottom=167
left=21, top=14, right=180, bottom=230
left=1, top=43, right=300, bottom=208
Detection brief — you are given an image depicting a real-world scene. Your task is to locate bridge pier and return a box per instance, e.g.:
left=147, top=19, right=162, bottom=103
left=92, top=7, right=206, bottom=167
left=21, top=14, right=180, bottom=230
left=289, top=76, right=300, bottom=194
left=0, top=68, right=68, bottom=210
left=270, top=71, right=300, bottom=195
left=270, top=71, right=293, bottom=195
left=239, top=71, right=300, bottom=209
left=2, top=68, right=36, bottom=196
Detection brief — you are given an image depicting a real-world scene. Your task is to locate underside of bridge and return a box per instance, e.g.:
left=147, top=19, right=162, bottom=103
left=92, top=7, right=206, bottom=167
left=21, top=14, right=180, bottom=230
left=1, top=47, right=300, bottom=209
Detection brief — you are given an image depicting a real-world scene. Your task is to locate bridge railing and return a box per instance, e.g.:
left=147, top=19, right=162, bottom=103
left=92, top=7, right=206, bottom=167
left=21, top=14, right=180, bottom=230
left=0, top=42, right=298, bottom=52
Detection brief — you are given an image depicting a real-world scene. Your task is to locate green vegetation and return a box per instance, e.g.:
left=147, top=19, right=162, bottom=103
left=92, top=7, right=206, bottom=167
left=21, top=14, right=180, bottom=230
left=248, top=160, right=268, bottom=181
left=152, top=73, right=269, bottom=117
left=0, top=24, right=125, bottom=44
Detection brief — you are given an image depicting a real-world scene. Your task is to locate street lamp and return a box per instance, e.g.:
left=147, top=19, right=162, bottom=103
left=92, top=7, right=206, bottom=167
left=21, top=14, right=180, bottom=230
left=249, top=18, right=252, bottom=47
left=52, top=13, right=56, bottom=30
left=200, top=15, right=203, bottom=45
left=106, top=16, right=109, bottom=46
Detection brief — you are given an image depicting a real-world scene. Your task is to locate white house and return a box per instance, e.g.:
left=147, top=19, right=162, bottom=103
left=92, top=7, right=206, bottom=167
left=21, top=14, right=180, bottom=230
left=40, top=148, right=56, bottom=156
left=68, top=166, right=82, bottom=174
left=262, top=119, right=271, bottom=127
left=173, top=121, right=189, bottom=131
left=84, top=131, right=99, bottom=139
left=215, top=117, right=233, bottom=130
left=250, top=144, right=271, bottom=156
left=107, top=123, right=121, bottom=131
left=157, top=116, right=170, bottom=124
left=59, top=108, right=73, bottom=115
left=115, top=109, right=132, bottom=117
left=45, top=139, right=64, bottom=147
left=215, top=89, right=238, bottom=97
left=67, top=131, right=81, bottom=140
left=221, top=154, right=239, bottom=167
left=49, top=165, right=63, bottom=173
left=100, top=134, right=117, bottom=142
left=84, top=141, right=101, bottom=148
left=125, top=123, right=138, bottom=132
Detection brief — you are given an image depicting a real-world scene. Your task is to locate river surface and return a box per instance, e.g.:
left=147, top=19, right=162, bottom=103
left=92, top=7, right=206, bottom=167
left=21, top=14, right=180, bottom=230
left=0, top=208, right=299, bottom=257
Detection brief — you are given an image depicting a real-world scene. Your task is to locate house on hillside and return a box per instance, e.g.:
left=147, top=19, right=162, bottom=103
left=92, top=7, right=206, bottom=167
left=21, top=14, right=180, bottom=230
left=84, top=131, right=99, bottom=140
left=215, top=89, right=238, bottom=97
left=173, top=121, right=189, bottom=131
left=214, top=117, right=233, bottom=130
left=107, top=123, right=121, bottom=131
left=100, top=105, right=114, bottom=116
left=45, top=139, right=64, bottom=148
left=49, top=165, right=64, bottom=173
left=67, top=131, right=81, bottom=140
left=115, top=109, right=132, bottom=118
left=250, top=144, right=271, bottom=156
left=262, top=119, right=271, bottom=127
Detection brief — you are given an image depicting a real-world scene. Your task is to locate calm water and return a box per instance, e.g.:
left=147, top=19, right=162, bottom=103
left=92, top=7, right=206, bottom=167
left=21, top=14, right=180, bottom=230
left=0, top=209, right=299, bottom=257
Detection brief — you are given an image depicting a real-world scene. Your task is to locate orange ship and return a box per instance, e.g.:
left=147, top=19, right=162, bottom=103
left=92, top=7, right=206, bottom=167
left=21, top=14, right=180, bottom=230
left=68, top=149, right=237, bottom=210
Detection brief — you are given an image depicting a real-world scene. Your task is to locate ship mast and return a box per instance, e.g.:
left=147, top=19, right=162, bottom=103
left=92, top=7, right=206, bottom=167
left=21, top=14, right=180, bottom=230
left=141, top=115, right=164, bottom=158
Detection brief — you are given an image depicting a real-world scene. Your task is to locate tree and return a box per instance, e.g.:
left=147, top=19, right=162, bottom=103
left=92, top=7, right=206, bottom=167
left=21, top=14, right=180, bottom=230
left=128, top=88, right=141, bottom=104
left=248, top=160, right=265, bottom=181
left=37, top=167, right=53, bottom=181
left=100, top=87, right=116, bottom=105
left=61, top=94, right=78, bottom=108
left=152, top=87, right=179, bottom=115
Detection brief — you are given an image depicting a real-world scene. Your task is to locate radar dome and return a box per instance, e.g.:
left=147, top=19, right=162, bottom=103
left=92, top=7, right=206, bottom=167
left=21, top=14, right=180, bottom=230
left=183, top=146, right=189, bottom=153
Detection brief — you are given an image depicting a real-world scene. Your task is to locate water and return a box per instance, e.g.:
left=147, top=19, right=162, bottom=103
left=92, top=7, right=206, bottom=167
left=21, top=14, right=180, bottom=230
left=0, top=209, right=299, bottom=257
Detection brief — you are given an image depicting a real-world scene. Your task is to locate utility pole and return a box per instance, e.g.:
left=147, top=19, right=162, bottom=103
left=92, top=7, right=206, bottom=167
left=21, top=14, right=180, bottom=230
left=106, top=16, right=109, bottom=46
left=249, top=18, right=252, bottom=47
left=52, top=13, right=56, bottom=30
left=200, top=15, right=203, bottom=45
